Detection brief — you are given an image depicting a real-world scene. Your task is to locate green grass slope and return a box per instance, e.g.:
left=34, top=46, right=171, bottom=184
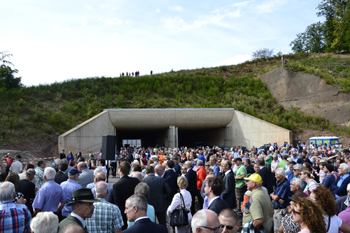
left=1, top=53, right=350, bottom=155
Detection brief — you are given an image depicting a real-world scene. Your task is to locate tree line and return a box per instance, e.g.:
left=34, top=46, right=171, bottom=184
left=290, top=0, right=350, bottom=53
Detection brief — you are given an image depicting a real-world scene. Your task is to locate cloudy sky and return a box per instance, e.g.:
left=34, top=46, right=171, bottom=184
left=1, top=0, right=320, bottom=86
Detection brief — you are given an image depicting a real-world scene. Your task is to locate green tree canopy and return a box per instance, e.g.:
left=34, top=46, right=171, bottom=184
left=0, top=51, right=22, bottom=90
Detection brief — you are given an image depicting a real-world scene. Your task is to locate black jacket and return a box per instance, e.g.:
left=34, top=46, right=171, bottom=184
left=208, top=197, right=230, bottom=215
left=122, top=217, right=167, bottom=233
left=163, top=169, right=179, bottom=200
left=222, top=170, right=236, bottom=209
left=258, top=167, right=274, bottom=194
left=142, top=174, right=172, bottom=212
left=185, top=168, right=197, bottom=196
left=113, top=175, right=140, bottom=229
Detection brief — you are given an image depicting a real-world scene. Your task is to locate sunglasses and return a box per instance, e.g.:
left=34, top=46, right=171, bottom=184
left=200, top=225, right=222, bottom=233
left=221, top=224, right=235, bottom=230
left=292, top=209, right=301, bottom=215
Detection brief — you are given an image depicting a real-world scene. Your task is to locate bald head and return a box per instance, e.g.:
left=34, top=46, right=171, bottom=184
left=155, top=165, right=165, bottom=176
left=95, top=181, right=108, bottom=197
left=185, top=161, right=193, bottom=169
left=77, top=162, right=87, bottom=171
left=192, top=209, right=220, bottom=233
left=95, top=172, right=106, bottom=183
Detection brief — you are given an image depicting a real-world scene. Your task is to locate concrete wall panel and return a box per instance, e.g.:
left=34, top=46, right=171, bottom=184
left=229, top=111, right=292, bottom=148
left=58, top=111, right=114, bottom=153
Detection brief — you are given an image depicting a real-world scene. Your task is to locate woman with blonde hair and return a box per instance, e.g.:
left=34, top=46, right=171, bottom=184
left=292, top=197, right=326, bottom=233
left=167, top=176, right=192, bottom=233
left=300, top=170, right=318, bottom=195
left=310, top=185, right=350, bottom=233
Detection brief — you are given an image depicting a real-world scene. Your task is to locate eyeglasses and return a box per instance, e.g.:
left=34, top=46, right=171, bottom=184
left=200, top=225, right=222, bottom=233
left=293, top=169, right=299, bottom=171
left=220, top=224, right=235, bottom=230
left=292, top=209, right=301, bottom=215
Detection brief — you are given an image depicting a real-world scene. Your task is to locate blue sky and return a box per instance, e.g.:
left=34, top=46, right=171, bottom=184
left=1, top=0, right=321, bottom=86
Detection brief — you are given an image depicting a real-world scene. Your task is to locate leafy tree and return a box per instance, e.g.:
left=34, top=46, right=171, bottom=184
left=290, top=22, right=325, bottom=53
left=0, top=51, right=22, bottom=90
left=252, top=48, right=274, bottom=60
left=331, top=3, right=350, bottom=51
left=316, top=0, right=348, bottom=52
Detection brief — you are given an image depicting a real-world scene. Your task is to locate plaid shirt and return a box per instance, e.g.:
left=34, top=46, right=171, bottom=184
left=34, top=167, right=44, bottom=190
left=85, top=198, right=123, bottom=233
left=0, top=200, right=32, bottom=233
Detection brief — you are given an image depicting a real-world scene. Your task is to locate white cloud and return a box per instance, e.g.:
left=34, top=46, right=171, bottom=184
left=105, top=18, right=123, bottom=25
left=51, top=24, right=71, bottom=31
left=214, top=54, right=251, bottom=66
left=231, top=1, right=252, bottom=8
left=168, top=6, right=184, bottom=12
left=254, top=0, right=287, bottom=14
left=85, top=5, right=93, bottom=11
left=100, top=4, right=111, bottom=9
left=155, top=8, right=161, bottom=13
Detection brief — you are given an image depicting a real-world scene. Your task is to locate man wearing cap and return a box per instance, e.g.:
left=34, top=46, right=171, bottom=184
left=270, top=168, right=291, bottom=233
left=32, top=167, right=66, bottom=217
left=60, top=168, right=83, bottom=219
left=243, top=174, right=273, bottom=233
left=86, top=181, right=123, bottom=233
left=59, top=188, right=101, bottom=231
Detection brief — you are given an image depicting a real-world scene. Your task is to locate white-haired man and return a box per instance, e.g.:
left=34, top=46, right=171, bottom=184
left=61, top=168, right=82, bottom=219
left=87, top=170, right=113, bottom=203
left=191, top=209, right=222, bottom=233
left=86, top=181, right=123, bottom=233
left=270, top=168, right=291, bottom=233
left=0, top=182, right=32, bottom=232
left=32, top=167, right=66, bottom=217
left=77, top=162, right=94, bottom=188
left=331, top=163, right=350, bottom=198
left=30, top=211, right=59, bottom=233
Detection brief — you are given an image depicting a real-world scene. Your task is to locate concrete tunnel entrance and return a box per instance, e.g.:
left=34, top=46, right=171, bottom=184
left=116, top=127, right=228, bottom=148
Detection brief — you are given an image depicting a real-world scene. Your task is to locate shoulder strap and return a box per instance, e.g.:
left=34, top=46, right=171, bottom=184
left=327, top=215, right=331, bottom=232
left=179, top=192, right=186, bottom=208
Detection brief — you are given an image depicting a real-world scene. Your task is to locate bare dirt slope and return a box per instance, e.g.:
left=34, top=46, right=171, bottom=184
left=261, top=67, right=350, bottom=125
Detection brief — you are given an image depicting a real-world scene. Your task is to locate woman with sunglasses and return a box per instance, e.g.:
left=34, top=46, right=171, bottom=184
left=310, top=185, right=350, bottom=233
left=299, top=170, right=319, bottom=195
left=292, top=197, right=326, bottom=233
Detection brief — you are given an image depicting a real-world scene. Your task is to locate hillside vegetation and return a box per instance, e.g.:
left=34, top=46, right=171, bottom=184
left=1, top=53, right=350, bottom=155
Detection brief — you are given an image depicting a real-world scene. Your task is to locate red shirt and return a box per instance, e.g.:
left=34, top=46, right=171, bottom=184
left=4, top=157, right=13, bottom=167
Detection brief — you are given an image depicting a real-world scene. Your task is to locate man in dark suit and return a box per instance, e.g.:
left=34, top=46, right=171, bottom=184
left=257, top=159, right=274, bottom=195
left=331, top=163, right=350, bottom=198
left=205, top=176, right=230, bottom=215
left=123, top=194, right=167, bottom=233
left=184, top=161, right=198, bottom=215
left=59, top=188, right=100, bottom=231
left=162, top=160, right=179, bottom=200
left=221, top=160, right=237, bottom=209
left=142, top=166, right=171, bottom=227
left=113, top=161, right=140, bottom=230
left=54, top=161, right=68, bottom=185
left=173, top=157, right=181, bottom=175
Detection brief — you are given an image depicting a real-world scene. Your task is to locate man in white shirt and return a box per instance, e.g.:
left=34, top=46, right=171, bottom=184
left=10, top=155, right=23, bottom=174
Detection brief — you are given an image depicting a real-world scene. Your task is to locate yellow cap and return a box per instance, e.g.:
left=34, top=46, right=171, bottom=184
left=244, top=173, right=262, bottom=184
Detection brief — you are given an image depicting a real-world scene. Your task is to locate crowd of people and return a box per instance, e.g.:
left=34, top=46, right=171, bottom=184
left=1, top=140, right=350, bottom=233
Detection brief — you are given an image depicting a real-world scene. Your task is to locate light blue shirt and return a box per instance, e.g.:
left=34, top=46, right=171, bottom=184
left=127, top=204, right=155, bottom=227
left=212, top=164, right=220, bottom=177
left=61, top=179, right=82, bottom=217
left=33, top=180, right=65, bottom=212
left=203, top=196, right=209, bottom=209
left=335, top=174, right=350, bottom=198
left=87, top=182, right=113, bottom=203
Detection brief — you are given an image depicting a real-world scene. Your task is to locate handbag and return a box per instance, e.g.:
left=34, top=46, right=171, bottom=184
left=170, top=192, right=190, bottom=227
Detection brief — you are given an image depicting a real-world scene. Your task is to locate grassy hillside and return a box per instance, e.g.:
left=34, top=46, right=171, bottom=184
left=1, top=53, right=350, bottom=155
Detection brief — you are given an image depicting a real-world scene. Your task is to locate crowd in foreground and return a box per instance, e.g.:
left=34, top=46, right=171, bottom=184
left=1, top=141, right=350, bottom=233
